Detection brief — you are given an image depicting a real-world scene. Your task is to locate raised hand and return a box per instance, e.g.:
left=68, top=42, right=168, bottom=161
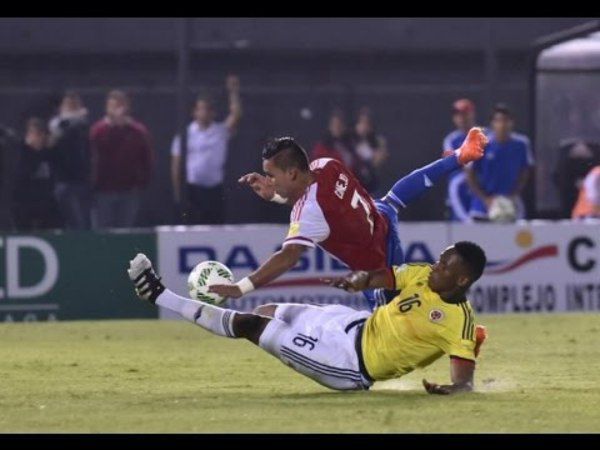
left=238, top=172, right=275, bottom=201
left=226, top=74, right=241, bottom=93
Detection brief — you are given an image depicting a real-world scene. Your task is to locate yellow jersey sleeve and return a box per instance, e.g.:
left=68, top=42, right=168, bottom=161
left=438, top=334, right=476, bottom=361
left=392, top=263, right=431, bottom=290
left=436, top=303, right=476, bottom=361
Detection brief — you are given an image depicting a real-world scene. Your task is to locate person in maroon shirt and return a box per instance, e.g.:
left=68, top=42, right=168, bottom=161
left=89, top=90, right=154, bottom=229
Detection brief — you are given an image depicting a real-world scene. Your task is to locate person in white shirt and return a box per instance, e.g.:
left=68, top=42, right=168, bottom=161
left=170, top=75, right=242, bottom=224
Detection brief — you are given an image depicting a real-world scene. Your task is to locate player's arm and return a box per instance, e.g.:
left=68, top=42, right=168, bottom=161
left=510, top=167, right=530, bottom=198
left=171, top=154, right=181, bottom=203
left=208, top=244, right=307, bottom=298
left=323, top=268, right=395, bottom=292
left=465, top=165, right=492, bottom=208
left=139, top=126, right=154, bottom=188
left=224, top=74, right=242, bottom=132
left=422, top=357, right=475, bottom=395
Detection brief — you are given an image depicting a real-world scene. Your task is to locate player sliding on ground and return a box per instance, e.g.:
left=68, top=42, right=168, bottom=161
left=209, top=129, right=488, bottom=310
left=128, top=241, right=487, bottom=394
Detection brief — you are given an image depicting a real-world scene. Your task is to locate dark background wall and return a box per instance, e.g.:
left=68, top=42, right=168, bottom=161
left=0, top=18, right=591, bottom=228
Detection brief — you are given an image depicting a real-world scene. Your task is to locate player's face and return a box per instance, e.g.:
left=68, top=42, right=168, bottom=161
left=194, top=101, right=215, bottom=125
left=263, top=159, right=294, bottom=198
left=428, top=247, right=470, bottom=293
left=356, top=116, right=372, bottom=136
left=491, top=113, right=513, bottom=138
left=61, top=96, right=80, bottom=114
left=25, top=126, right=47, bottom=150
left=452, top=111, right=475, bottom=130
left=106, top=98, right=128, bottom=119
left=329, top=116, right=346, bottom=138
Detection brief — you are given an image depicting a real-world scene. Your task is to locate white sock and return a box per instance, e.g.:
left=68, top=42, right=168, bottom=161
left=156, top=289, right=237, bottom=338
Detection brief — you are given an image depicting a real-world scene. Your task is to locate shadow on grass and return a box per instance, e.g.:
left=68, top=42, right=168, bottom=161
left=273, top=389, right=489, bottom=402
left=274, top=390, right=421, bottom=400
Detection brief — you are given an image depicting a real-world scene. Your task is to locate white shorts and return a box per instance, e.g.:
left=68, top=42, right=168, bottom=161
left=258, top=303, right=373, bottom=391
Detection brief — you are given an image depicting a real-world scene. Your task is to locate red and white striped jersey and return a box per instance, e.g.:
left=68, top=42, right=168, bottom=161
left=283, top=158, right=389, bottom=271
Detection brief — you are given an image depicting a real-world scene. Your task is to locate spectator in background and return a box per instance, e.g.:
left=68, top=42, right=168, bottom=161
left=571, top=165, right=600, bottom=219
left=48, top=91, right=91, bottom=230
left=90, top=90, right=154, bottom=229
left=11, top=118, right=61, bottom=231
left=312, top=110, right=355, bottom=168
left=466, top=104, right=534, bottom=220
left=442, top=98, right=479, bottom=222
left=554, top=140, right=600, bottom=217
left=171, top=74, right=242, bottom=224
left=351, top=108, right=389, bottom=194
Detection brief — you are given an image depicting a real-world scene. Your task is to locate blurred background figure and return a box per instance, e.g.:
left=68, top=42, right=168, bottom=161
left=352, top=107, right=389, bottom=194
left=48, top=90, right=91, bottom=230
left=311, top=109, right=355, bottom=168
left=89, top=90, right=154, bottom=229
left=11, top=118, right=61, bottom=231
left=466, top=104, right=534, bottom=221
left=442, top=98, right=478, bottom=222
left=554, top=140, right=600, bottom=218
left=571, top=165, right=600, bottom=219
left=312, top=109, right=379, bottom=191
left=170, top=74, right=242, bottom=225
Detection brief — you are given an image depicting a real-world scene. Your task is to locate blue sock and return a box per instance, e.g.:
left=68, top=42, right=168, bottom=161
left=384, top=154, right=461, bottom=209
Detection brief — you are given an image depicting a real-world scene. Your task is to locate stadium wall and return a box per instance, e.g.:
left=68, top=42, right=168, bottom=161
left=1, top=221, right=599, bottom=322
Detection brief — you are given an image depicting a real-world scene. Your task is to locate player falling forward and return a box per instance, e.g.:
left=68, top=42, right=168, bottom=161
left=128, top=241, right=487, bottom=394
left=209, top=129, right=488, bottom=310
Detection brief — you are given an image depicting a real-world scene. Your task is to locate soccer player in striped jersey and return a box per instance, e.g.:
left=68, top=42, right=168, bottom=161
left=128, top=241, right=487, bottom=393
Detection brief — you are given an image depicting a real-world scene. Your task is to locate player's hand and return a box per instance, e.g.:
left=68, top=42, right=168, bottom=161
left=322, top=271, right=370, bottom=293
left=208, top=284, right=243, bottom=299
left=238, top=172, right=275, bottom=201
left=226, top=74, right=240, bottom=92
left=422, top=379, right=451, bottom=395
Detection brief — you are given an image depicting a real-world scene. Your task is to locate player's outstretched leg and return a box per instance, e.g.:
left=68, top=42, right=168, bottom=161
left=127, top=253, right=270, bottom=344
left=382, top=128, right=487, bottom=210
left=127, top=255, right=368, bottom=391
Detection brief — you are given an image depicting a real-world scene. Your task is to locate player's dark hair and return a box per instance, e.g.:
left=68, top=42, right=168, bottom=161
left=491, top=103, right=513, bottom=120
left=454, top=241, right=487, bottom=283
left=262, top=137, right=310, bottom=172
left=63, top=90, right=82, bottom=105
left=107, top=89, right=131, bottom=106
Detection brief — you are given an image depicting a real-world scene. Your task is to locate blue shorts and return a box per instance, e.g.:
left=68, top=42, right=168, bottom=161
left=374, top=199, right=404, bottom=268
left=361, top=200, right=404, bottom=311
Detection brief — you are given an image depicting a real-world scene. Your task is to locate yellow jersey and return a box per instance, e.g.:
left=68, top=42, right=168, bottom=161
left=361, top=263, right=476, bottom=381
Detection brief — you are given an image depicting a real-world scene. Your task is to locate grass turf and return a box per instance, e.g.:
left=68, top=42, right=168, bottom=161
left=0, top=314, right=598, bottom=432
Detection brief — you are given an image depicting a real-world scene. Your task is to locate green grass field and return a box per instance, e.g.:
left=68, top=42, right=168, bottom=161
left=0, top=314, right=599, bottom=433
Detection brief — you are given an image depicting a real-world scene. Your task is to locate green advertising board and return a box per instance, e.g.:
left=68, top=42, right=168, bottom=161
left=0, top=231, right=158, bottom=321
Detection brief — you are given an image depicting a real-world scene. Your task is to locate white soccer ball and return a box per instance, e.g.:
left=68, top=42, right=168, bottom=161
left=488, top=195, right=517, bottom=223
left=187, top=261, right=235, bottom=305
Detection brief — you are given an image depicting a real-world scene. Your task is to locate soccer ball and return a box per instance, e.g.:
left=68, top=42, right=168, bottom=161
left=187, top=261, right=235, bottom=305
left=488, top=195, right=517, bottom=223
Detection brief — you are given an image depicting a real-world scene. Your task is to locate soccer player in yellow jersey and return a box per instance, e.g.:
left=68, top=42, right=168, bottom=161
left=128, top=241, right=487, bottom=395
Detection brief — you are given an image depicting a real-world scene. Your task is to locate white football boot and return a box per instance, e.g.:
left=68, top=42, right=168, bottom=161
left=127, top=253, right=165, bottom=304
